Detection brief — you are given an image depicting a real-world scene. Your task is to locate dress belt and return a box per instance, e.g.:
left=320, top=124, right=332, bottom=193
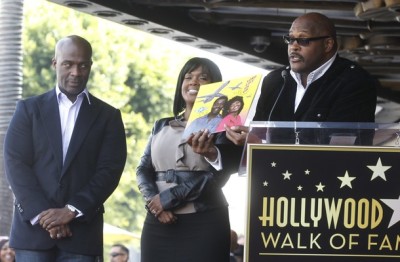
left=155, top=169, right=211, bottom=183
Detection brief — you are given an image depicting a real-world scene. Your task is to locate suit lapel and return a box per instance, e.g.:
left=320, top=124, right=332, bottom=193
left=295, top=86, right=315, bottom=119
left=39, top=90, right=64, bottom=171
left=62, top=95, right=99, bottom=175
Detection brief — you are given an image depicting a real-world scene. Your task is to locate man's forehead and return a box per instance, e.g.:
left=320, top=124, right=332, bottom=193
left=290, top=17, right=322, bottom=35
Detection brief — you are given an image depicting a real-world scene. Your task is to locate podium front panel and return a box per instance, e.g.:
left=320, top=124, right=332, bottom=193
left=245, top=144, right=400, bottom=262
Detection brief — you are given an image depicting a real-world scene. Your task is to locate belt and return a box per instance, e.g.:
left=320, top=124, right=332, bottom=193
left=155, top=169, right=211, bottom=183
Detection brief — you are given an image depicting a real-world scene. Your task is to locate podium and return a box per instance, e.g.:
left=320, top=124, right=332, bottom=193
left=242, top=121, right=400, bottom=262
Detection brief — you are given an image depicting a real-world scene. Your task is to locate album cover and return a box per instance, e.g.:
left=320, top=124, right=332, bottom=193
left=183, top=74, right=262, bottom=139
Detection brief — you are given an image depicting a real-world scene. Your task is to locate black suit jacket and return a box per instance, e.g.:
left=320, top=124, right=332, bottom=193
left=254, top=55, right=377, bottom=122
left=253, top=55, right=377, bottom=145
left=4, top=89, right=127, bottom=255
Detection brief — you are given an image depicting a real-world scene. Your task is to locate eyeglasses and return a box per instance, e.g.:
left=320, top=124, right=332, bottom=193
left=283, top=35, right=331, bottom=46
left=110, top=252, right=125, bottom=257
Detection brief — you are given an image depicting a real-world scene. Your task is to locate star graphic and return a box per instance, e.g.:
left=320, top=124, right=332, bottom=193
left=337, top=171, right=356, bottom=189
left=367, top=157, right=391, bottom=181
left=305, top=169, right=311, bottom=175
left=271, top=162, right=276, bottom=167
left=297, top=185, right=303, bottom=191
left=263, top=181, right=268, bottom=187
left=381, top=195, right=400, bottom=228
left=316, top=182, right=325, bottom=192
left=282, top=170, right=292, bottom=180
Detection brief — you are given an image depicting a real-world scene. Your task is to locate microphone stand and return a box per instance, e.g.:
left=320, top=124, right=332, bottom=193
left=265, top=69, right=288, bottom=144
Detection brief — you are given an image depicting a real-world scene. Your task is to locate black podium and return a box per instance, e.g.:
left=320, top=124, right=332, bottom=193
left=242, top=121, right=400, bottom=262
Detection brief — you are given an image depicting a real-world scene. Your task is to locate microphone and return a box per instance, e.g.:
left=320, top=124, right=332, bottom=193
left=267, top=70, right=288, bottom=122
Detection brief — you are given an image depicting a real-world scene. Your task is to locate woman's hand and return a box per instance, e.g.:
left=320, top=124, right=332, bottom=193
left=157, top=210, right=177, bottom=224
left=147, top=194, right=177, bottom=224
left=187, top=129, right=218, bottom=161
left=147, top=194, right=164, bottom=217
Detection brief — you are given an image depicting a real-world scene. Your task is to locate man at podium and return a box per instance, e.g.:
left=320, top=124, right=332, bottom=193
left=225, top=12, right=378, bottom=146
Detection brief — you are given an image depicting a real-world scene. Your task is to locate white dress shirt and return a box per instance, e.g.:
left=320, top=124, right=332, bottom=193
left=56, top=86, right=91, bottom=163
left=30, top=86, right=90, bottom=224
left=290, top=53, right=337, bottom=112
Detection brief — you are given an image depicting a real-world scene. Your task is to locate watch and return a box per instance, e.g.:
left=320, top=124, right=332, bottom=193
left=66, top=204, right=78, bottom=216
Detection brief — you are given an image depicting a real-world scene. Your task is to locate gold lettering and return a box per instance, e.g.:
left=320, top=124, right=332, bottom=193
left=261, top=232, right=280, bottom=248
left=357, top=198, right=369, bottom=229
left=277, top=197, right=288, bottom=227
left=380, top=235, right=393, bottom=250
left=368, top=234, right=378, bottom=250
left=325, top=198, right=342, bottom=229
left=368, top=234, right=400, bottom=251
left=281, top=233, right=294, bottom=248
left=310, top=198, right=322, bottom=227
left=330, top=233, right=346, bottom=249
left=371, top=199, right=383, bottom=229
left=290, top=198, right=300, bottom=227
left=300, top=198, right=310, bottom=227
left=310, top=233, right=322, bottom=249
left=261, top=232, right=322, bottom=249
left=297, top=233, right=306, bottom=249
left=259, top=197, right=274, bottom=227
left=348, top=234, right=359, bottom=249
left=343, top=198, right=356, bottom=229
left=260, top=197, right=384, bottom=230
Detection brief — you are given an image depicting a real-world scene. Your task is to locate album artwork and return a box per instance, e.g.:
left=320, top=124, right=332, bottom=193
left=183, top=74, right=262, bottom=139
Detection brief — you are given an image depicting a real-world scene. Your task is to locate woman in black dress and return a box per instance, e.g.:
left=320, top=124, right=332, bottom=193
left=137, top=57, right=241, bottom=262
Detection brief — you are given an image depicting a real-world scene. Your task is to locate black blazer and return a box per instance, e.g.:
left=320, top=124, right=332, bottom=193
left=254, top=55, right=377, bottom=122
left=4, top=89, right=127, bottom=255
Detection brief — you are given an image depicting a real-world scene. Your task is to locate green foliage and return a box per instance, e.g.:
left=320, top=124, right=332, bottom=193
left=23, top=0, right=191, bottom=235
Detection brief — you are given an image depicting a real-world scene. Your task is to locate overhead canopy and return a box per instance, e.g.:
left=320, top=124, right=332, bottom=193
left=48, top=0, right=400, bottom=110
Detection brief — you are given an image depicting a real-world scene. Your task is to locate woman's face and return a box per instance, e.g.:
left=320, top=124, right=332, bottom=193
left=0, top=241, right=15, bottom=262
left=181, top=66, right=211, bottom=106
left=229, top=100, right=242, bottom=114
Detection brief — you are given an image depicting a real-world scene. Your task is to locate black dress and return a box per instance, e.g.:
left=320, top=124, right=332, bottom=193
left=141, top=208, right=230, bottom=262
left=137, top=117, right=239, bottom=262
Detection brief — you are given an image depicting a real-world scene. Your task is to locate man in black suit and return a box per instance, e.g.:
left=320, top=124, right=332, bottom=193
left=4, top=35, right=127, bottom=261
left=225, top=12, right=377, bottom=145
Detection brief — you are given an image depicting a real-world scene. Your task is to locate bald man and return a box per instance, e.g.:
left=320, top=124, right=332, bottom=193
left=226, top=12, right=377, bottom=145
left=4, top=35, right=127, bottom=261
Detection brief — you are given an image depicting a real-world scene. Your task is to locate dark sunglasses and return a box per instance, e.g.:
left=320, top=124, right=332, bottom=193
left=283, top=35, right=331, bottom=46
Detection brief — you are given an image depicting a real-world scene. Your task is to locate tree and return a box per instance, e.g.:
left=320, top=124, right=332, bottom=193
left=0, top=0, right=23, bottom=237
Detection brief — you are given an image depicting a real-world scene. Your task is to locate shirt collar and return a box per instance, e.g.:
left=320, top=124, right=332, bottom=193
left=56, top=85, right=91, bottom=104
left=290, top=52, right=337, bottom=88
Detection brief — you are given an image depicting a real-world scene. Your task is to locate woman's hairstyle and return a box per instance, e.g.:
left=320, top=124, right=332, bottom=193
left=173, top=57, right=222, bottom=117
left=222, top=95, right=244, bottom=117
